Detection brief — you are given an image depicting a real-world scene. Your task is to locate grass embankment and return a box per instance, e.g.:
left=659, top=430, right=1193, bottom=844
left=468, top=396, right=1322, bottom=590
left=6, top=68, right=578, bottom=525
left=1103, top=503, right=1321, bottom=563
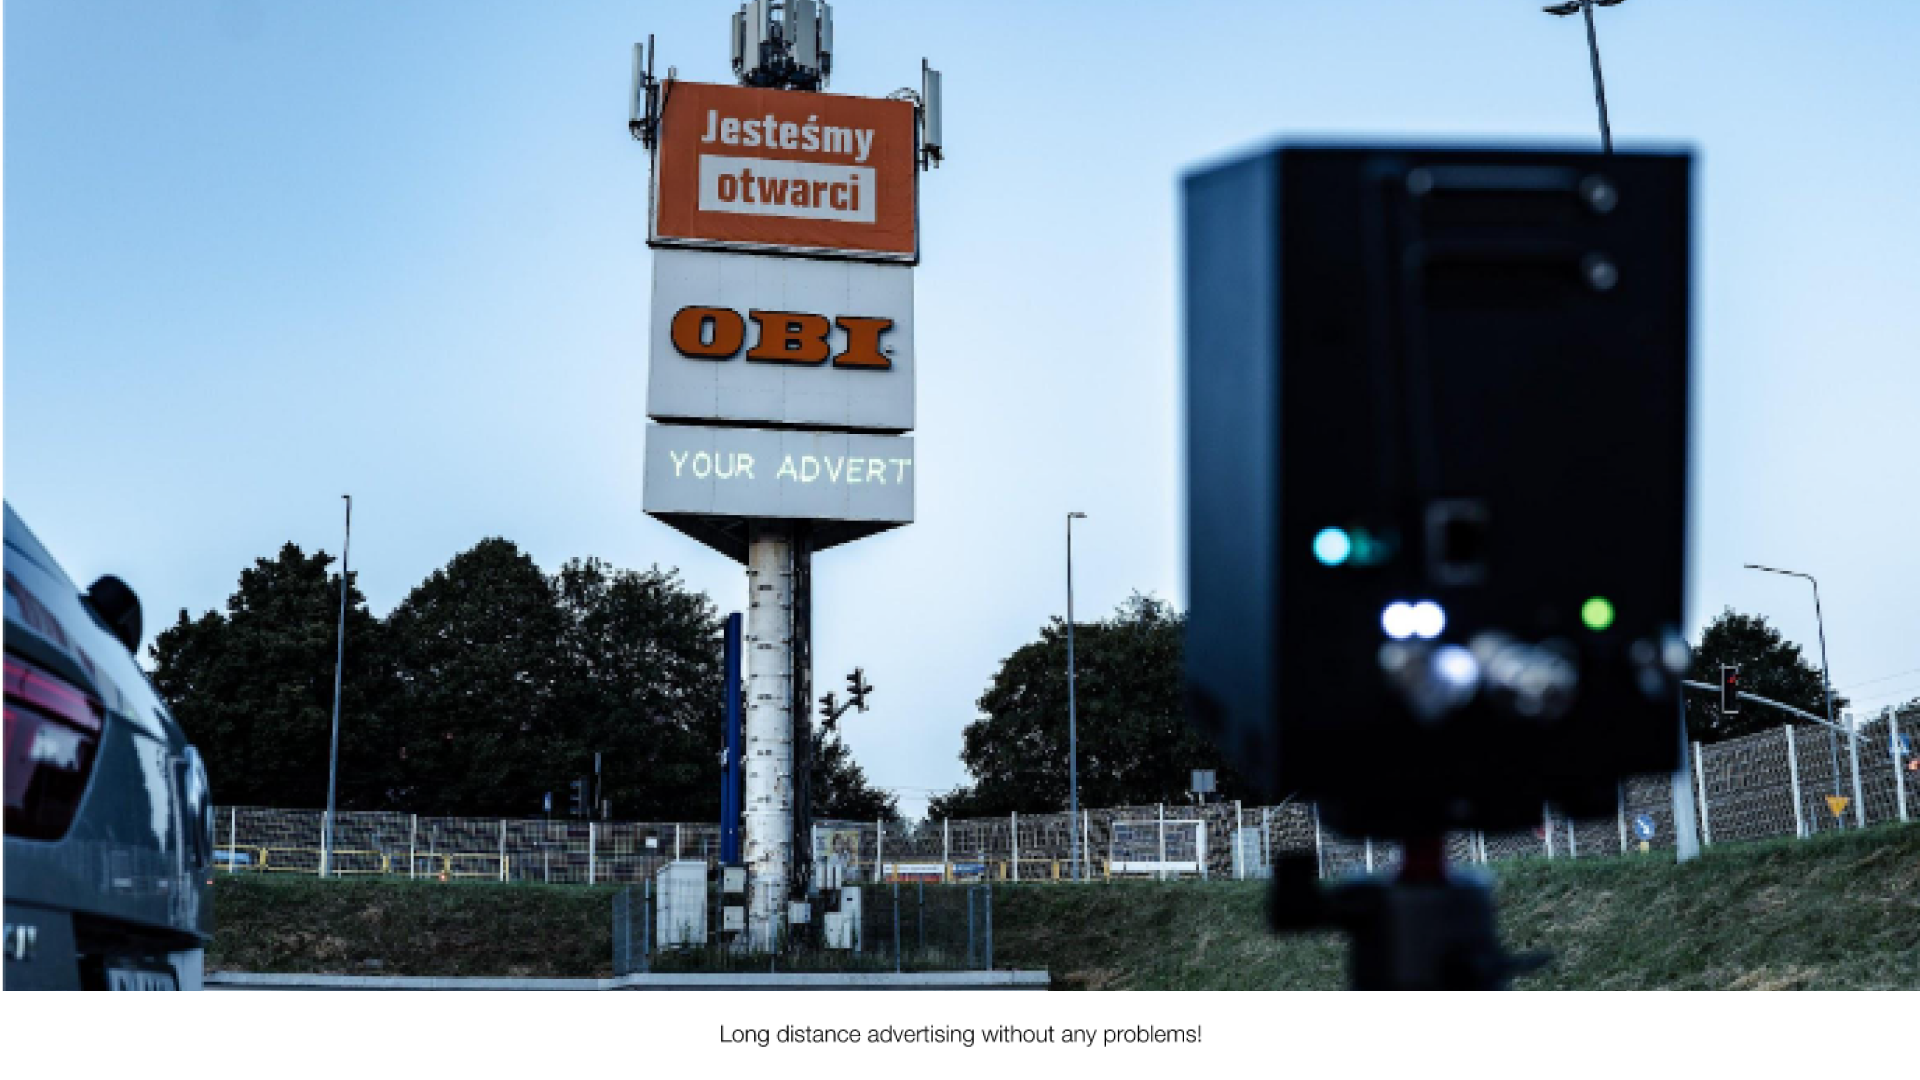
left=209, top=877, right=621, bottom=978
left=997, top=825, right=1920, bottom=990
left=210, top=824, right=1920, bottom=988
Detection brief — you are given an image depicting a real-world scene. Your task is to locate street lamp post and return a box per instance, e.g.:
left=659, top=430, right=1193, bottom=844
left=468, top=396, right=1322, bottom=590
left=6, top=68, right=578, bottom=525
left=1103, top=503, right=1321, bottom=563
left=321, top=495, right=352, bottom=878
left=1066, top=512, right=1088, bottom=881
left=1744, top=564, right=1856, bottom=828
left=1543, top=0, right=1625, bottom=153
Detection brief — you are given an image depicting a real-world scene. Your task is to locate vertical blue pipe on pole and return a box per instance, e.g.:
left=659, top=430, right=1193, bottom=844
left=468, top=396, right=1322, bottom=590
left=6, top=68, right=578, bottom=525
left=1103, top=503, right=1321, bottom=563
left=720, top=612, right=744, bottom=866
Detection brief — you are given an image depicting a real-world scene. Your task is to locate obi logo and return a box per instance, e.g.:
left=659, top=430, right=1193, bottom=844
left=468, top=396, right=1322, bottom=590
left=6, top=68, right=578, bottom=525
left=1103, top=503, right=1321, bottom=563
left=670, top=306, right=894, bottom=369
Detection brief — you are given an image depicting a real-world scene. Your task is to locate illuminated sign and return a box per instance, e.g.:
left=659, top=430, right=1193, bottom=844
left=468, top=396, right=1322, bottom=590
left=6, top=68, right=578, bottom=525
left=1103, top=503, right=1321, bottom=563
left=643, top=425, right=913, bottom=526
left=647, top=248, right=913, bottom=433
left=651, top=82, right=917, bottom=261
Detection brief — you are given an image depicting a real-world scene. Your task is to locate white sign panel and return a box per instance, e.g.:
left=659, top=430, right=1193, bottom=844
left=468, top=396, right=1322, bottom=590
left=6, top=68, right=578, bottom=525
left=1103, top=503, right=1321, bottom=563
left=643, top=425, right=913, bottom=525
left=647, top=248, right=913, bottom=433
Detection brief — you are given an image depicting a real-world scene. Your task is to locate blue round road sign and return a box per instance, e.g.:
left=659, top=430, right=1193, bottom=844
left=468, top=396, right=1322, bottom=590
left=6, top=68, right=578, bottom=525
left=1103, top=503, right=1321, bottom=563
left=1632, top=814, right=1657, bottom=841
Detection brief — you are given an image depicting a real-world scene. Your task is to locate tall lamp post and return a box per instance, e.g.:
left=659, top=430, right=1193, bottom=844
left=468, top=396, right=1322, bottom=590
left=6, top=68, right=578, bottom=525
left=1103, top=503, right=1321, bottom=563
left=1543, top=0, right=1626, bottom=153
left=1066, top=511, right=1088, bottom=880
left=320, top=495, right=351, bottom=877
left=1744, top=563, right=1856, bottom=827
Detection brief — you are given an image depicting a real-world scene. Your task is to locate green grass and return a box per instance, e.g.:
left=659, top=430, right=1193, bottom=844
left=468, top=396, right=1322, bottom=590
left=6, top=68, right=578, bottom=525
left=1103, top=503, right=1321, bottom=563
left=995, top=824, right=1920, bottom=990
left=208, top=875, right=621, bottom=978
left=209, top=824, right=1920, bottom=988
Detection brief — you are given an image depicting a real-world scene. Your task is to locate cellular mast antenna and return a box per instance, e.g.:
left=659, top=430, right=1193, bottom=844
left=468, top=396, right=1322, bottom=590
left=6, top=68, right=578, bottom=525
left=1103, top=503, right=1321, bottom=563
left=733, top=1, right=834, bottom=91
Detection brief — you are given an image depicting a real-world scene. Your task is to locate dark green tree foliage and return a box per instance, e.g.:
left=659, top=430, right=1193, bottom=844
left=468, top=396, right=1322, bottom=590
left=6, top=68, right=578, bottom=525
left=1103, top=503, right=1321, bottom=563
left=928, top=595, right=1242, bottom=817
left=1688, top=608, right=1847, bottom=742
left=148, top=544, right=395, bottom=809
left=152, top=538, right=902, bottom=821
left=384, top=539, right=574, bottom=815
left=552, top=557, right=725, bottom=820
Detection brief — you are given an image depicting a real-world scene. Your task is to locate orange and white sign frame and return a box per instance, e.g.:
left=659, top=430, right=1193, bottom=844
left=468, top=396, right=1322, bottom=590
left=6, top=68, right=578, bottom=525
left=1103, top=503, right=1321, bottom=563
left=649, top=81, right=919, bottom=263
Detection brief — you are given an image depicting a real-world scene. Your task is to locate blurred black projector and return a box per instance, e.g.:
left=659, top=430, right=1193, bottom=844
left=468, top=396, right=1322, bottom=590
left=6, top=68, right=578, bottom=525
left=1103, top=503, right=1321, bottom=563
left=1183, top=146, right=1692, bottom=839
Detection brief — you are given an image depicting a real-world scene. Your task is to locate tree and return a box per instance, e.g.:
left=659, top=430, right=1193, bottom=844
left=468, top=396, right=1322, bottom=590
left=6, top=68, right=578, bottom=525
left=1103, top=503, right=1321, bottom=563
left=928, top=594, right=1243, bottom=817
left=151, top=536, right=904, bottom=822
left=149, top=544, right=396, bottom=809
left=551, top=557, right=726, bottom=820
left=385, top=538, right=574, bottom=815
left=1688, top=608, right=1847, bottom=743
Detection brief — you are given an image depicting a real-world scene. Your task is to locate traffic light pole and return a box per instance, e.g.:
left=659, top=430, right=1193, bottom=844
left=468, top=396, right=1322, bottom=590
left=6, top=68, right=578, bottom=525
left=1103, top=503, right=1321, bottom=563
left=1683, top=680, right=1865, bottom=828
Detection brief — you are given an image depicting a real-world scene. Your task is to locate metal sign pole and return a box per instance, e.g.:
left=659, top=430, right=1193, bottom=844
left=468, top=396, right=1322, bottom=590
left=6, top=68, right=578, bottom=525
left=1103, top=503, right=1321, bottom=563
left=321, top=494, right=351, bottom=878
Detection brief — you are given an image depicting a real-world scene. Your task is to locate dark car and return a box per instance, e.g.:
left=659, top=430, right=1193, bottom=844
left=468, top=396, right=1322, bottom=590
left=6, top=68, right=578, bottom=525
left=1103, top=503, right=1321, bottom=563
left=4, top=503, right=213, bottom=989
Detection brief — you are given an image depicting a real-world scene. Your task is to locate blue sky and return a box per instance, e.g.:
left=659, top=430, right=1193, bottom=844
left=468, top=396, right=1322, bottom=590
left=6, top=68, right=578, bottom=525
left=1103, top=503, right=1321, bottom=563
left=7, top=1, right=1918, bottom=815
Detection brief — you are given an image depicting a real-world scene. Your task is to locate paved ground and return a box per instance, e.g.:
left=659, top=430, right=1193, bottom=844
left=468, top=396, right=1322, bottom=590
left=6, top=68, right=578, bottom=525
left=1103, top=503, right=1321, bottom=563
left=207, top=971, right=1050, bottom=991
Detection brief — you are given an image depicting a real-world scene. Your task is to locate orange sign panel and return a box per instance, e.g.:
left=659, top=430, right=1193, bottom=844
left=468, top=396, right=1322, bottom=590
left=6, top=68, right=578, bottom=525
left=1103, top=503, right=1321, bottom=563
left=651, top=82, right=918, bottom=261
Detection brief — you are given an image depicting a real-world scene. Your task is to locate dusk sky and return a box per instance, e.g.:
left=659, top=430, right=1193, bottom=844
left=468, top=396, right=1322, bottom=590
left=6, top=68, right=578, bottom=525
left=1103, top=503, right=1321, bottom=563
left=7, top=0, right=1917, bottom=816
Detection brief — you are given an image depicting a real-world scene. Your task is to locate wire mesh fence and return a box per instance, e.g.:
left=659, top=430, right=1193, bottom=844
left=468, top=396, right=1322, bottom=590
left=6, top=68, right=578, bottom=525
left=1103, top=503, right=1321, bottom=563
left=214, top=710, right=1916, bottom=888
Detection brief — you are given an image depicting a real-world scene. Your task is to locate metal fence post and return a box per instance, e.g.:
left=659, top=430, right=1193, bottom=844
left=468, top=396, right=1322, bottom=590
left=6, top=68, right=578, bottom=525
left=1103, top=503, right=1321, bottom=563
left=1009, top=812, right=1017, bottom=882
left=876, top=817, right=885, bottom=882
left=498, top=820, right=507, bottom=882
left=892, top=883, right=902, bottom=974
left=1892, top=710, right=1911, bottom=824
left=1786, top=725, right=1806, bottom=838
left=1312, top=804, right=1326, bottom=879
left=1476, top=830, right=1488, bottom=865
left=408, top=814, right=417, bottom=880
left=1568, top=815, right=1578, bottom=858
left=1693, top=741, right=1713, bottom=846
left=942, top=817, right=951, bottom=881
left=1364, top=837, right=1374, bottom=874
left=227, top=808, right=238, bottom=874
left=1543, top=804, right=1555, bottom=859
left=1615, top=782, right=1628, bottom=854
left=642, top=879, right=652, bottom=973
left=1847, top=728, right=1866, bottom=829
left=967, top=887, right=977, bottom=969
left=674, top=822, right=682, bottom=860
left=983, top=883, right=993, bottom=970
left=1157, top=803, right=1167, bottom=881
left=589, top=822, right=597, bottom=885
left=1234, top=799, right=1245, bottom=879
left=1261, top=806, right=1272, bottom=874
left=1081, top=810, right=1091, bottom=881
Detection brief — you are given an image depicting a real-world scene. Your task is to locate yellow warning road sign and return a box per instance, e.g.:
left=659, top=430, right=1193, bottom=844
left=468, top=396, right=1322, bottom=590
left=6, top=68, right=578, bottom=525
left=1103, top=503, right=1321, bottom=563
left=1825, top=795, right=1851, bottom=818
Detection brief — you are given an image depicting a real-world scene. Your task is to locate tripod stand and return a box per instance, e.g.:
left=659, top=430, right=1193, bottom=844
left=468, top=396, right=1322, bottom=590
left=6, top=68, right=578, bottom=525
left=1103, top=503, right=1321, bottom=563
left=1270, top=835, right=1547, bottom=990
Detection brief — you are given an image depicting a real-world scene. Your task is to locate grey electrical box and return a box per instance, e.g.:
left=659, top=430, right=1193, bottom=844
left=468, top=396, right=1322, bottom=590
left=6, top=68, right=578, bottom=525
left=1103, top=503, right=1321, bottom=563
left=722, top=905, right=746, bottom=933
left=721, top=865, right=746, bottom=893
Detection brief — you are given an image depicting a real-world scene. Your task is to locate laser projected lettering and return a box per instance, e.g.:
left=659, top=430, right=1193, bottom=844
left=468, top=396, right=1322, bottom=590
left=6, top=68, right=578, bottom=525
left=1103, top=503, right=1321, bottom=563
left=644, top=425, right=913, bottom=525
left=663, top=449, right=912, bottom=486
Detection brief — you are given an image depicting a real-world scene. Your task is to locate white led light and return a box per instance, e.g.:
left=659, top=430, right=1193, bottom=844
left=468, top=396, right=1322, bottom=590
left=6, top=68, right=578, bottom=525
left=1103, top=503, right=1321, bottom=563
left=1432, top=645, right=1480, bottom=693
left=1381, top=601, right=1417, bottom=640
left=1411, top=601, right=1447, bottom=640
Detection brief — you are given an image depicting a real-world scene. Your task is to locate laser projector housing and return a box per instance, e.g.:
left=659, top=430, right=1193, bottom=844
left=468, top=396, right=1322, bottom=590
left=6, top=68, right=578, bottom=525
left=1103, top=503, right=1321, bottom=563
left=1182, top=146, right=1692, bottom=838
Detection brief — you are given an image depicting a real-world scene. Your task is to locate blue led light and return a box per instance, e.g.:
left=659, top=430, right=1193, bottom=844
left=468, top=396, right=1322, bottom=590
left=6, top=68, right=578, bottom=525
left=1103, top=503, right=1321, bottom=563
left=1314, top=527, right=1352, bottom=566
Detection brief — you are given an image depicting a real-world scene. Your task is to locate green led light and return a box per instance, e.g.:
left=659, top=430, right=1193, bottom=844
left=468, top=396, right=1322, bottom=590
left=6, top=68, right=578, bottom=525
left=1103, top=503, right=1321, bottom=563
left=1581, top=596, right=1616, bottom=632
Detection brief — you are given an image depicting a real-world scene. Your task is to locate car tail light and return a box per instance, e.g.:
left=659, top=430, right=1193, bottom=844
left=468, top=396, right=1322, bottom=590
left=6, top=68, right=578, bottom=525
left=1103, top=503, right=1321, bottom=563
left=4, top=653, right=104, bottom=841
